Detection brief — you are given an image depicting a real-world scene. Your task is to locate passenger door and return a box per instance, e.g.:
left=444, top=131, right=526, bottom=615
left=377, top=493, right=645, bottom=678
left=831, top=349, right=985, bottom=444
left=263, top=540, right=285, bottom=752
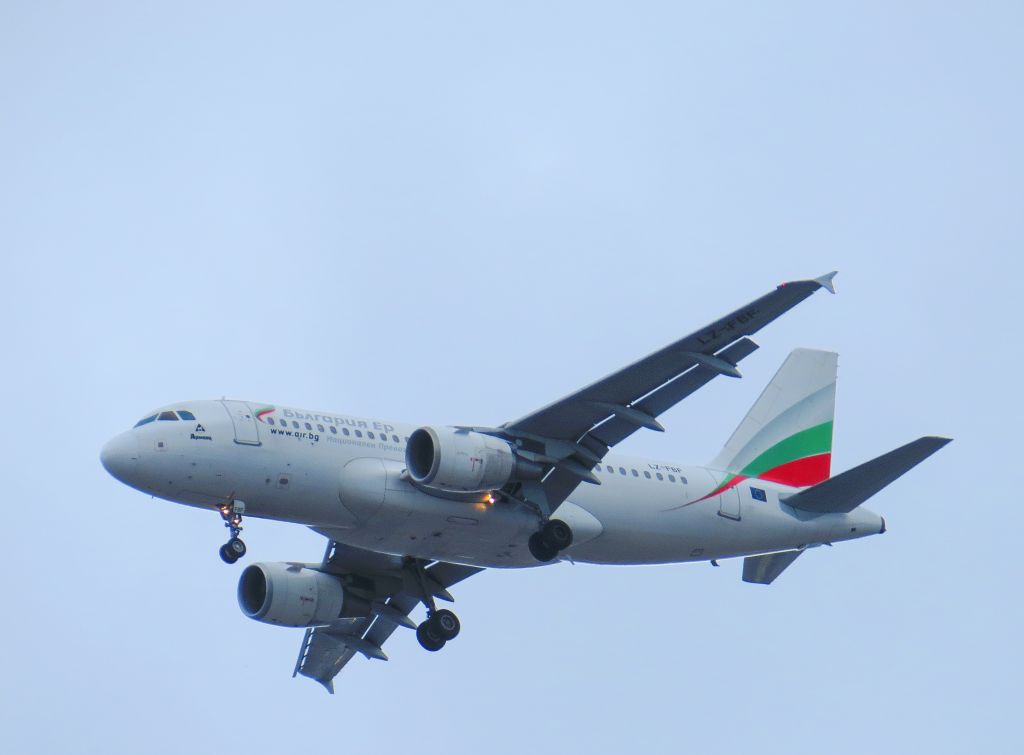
left=718, top=487, right=741, bottom=521
left=221, top=400, right=261, bottom=446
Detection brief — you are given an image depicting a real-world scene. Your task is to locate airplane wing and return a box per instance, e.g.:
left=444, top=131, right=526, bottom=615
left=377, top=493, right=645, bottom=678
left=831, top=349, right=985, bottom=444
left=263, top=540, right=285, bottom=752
left=293, top=539, right=482, bottom=693
left=478, top=272, right=838, bottom=516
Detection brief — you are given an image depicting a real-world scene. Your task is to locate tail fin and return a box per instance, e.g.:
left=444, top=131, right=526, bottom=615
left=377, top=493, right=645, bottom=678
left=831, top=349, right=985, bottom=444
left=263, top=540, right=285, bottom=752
left=709, top=348, right=837, bottom=493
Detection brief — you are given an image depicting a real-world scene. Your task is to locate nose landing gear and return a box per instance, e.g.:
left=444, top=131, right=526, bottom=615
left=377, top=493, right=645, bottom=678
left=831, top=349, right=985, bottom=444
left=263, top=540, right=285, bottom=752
left=218, top=500, right=247, bottom=564
left=219, top=538, right=246, bottom=563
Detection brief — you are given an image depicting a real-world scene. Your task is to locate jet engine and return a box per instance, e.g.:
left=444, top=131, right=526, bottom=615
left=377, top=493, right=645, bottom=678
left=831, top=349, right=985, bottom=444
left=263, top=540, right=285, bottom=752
left=406, top=426, right=534, bottom=493
left=238, top=562, right=347, bottom=628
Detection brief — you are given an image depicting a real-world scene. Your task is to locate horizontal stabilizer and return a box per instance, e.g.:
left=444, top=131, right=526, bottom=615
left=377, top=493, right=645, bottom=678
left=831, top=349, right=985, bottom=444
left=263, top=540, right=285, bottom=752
left=782, top=436, right=951, bottom=514
left=743, top=550, right=803, bottom=584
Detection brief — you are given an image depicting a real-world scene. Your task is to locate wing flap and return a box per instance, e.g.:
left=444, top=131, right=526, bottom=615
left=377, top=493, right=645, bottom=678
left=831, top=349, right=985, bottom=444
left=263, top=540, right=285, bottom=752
left=293, top=618, right=371, bottom=694
left=593, top=337, right=760, bottom=449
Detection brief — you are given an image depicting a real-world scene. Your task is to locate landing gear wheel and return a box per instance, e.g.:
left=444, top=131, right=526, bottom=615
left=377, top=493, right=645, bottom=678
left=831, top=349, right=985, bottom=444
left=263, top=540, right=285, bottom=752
left=429, top=609, right=461, bottom=641
left=541, top=519, right=573, bottom=551
left=226, top=537, right=246, bottom=559
left=529, top=532, right=559, bottom=563
left=219, top=543, right=238, bottom=564
left=416, top=620, right=447, bottom=652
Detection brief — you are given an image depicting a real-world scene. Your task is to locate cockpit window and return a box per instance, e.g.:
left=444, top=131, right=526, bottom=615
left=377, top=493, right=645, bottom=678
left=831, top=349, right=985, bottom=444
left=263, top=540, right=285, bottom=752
left=158, top=411, right=178, bottom=421
left=134, top=415, right=157, bottom=428
left=177, top=410, right=196, bottom=421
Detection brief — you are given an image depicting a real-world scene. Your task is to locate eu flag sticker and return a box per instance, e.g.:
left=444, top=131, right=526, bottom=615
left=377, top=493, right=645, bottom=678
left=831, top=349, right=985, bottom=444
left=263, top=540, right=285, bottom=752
left=750, top=487, right=767, bottom=502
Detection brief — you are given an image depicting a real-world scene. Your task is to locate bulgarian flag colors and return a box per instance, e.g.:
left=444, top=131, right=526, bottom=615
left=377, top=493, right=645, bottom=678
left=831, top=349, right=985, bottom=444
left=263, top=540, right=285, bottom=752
left=704, top=349, right=838, bottom=498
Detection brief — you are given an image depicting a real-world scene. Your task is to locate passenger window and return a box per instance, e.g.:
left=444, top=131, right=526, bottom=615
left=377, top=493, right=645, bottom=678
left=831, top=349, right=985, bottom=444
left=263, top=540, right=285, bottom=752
left=158, top=411, right=178, bottom=421
left=392, top=434, right=400, bottom=443
left=680, top=476, right=688, bottom=484
left=632, top=469, right=639, bottom=477
left=343, top=428, right=350, bottom=436
left=668, top=474, right=676, bottom=483
left=304, top=422, right=312, bottom=431
left=317, top=424, right=325, bottom=432
left=644, top=471, right=651, bottom=479
left=656, top=473, right=664, bottom=481
left=619, top=467, right=626, bottom=475
left=606, top=465, right=614, bottom=473
left=267, top=418, right=275, bottom=426
left=330, top=426, right=337, bottom=434
left=367, top=431, right=375, bottom=439
left=355, top=430, right=362, bottom=438
left=177, top=410, right=196, bottom=421
left=134, top=415, right=157, bottom=428
left=292, top=421, right=300, bottom=429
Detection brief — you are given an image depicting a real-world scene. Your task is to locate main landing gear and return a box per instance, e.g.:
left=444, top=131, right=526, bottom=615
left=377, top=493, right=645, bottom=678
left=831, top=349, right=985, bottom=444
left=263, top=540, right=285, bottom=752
left=411, top=560, right=462, bottom=653
left=416, top=609, right=461, bottom=652
left=218, top=500, right=247, bottom=564
left=528, top=518, right=574, bottom=563
left=411, top=517, right=574, bottom=652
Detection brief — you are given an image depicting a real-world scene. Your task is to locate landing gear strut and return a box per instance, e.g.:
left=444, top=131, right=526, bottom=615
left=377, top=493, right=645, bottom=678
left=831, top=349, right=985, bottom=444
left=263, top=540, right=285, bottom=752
left=411, top=560, right=462, bottom=652
left=528, top=518, right=574, bottom=563
left=218, top=500, right=247, bottom=564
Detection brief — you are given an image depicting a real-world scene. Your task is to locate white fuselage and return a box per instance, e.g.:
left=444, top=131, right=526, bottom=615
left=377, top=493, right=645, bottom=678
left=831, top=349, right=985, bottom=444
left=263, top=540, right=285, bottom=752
left=101, top=400, right=884, bottom=568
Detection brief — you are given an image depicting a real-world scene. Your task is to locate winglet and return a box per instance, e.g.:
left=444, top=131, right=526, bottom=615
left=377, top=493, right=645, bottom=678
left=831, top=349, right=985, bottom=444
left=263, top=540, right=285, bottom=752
left=814, top=270, right=838, bottom=294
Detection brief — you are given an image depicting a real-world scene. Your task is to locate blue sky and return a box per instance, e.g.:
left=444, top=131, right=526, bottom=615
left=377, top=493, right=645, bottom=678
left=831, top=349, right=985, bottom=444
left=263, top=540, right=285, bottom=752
left=1, top=3, right=1020, bottom=753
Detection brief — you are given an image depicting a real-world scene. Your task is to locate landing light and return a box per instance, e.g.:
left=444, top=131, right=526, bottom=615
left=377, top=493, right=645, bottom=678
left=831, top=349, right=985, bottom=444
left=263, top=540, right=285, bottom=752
left=474, top=494, right=497, bottom=511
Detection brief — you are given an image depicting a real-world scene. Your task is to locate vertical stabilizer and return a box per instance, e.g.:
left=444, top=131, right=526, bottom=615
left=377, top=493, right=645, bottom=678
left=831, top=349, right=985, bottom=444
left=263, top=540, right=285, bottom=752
left=709, top=349, right=837, bottom=493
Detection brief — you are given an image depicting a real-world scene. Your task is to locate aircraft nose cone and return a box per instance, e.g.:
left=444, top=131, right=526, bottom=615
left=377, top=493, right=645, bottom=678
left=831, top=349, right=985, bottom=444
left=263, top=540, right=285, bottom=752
left=101, top=432, right=139, bottom=483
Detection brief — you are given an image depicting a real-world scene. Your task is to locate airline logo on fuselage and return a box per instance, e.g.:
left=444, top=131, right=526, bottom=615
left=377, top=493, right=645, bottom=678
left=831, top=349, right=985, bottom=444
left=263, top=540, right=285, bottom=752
left=257, top=406, right=395, bottom=434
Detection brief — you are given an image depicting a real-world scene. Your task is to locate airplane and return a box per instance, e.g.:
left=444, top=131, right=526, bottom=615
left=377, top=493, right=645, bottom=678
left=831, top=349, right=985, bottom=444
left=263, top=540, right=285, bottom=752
left=100, top=272, right=950, bottom=692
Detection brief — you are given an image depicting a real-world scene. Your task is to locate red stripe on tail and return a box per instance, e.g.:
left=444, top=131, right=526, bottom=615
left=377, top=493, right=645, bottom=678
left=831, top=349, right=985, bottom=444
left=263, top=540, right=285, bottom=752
left=757, top=453, right=831, bottom=487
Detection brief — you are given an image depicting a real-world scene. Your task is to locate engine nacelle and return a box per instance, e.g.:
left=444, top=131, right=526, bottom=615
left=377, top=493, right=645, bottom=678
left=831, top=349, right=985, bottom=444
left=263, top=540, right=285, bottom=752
left=406, top=426, right=520, bottom=493
left=237, top=562, right=347, bottom=628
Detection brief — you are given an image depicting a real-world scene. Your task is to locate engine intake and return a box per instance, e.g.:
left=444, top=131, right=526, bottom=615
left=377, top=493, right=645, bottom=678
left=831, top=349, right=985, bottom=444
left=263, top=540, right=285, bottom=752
left=238, top=562, right=347, bottom=628
left=406, top=427, right=525, bottom=493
